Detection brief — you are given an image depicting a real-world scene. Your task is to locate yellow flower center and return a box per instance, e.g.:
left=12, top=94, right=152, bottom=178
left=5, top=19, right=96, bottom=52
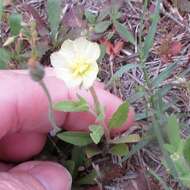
left=71, top=60, right=91, bottom=77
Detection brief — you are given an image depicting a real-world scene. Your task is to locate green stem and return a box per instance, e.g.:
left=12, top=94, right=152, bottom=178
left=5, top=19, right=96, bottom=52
left=89, top=87, right=110, bottom=141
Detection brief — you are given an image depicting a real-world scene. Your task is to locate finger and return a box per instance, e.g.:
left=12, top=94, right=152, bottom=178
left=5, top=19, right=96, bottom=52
left=0, top=70, right=69, bottom=137
left=0, top=70, right=68, bottom=161
left=0, top=132, right=47, bottom=161
left=0, top=161, right=71, bottom=190
left=0, top=163, right=13, bottom=172
left=10, top=161, right=72, bottom=190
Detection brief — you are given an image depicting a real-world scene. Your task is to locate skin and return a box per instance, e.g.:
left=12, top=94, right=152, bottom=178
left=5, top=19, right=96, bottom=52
left=0, top=68, right=135, bottom=190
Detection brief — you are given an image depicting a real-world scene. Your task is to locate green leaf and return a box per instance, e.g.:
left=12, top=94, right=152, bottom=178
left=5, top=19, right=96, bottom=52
left=94, top=20, right=112, bottom=33
left=183, top=138, right=190, bottom=166
left=108, top=0, right=123, bottom=20
left=157, top=85, right=173, bottom=97
left=47, top=0, right=61, bottom=37
left=72, top=147, right=85, bottom=167
left=180, top=173, right=190, bottom=188
left=107, top=64, right=139, bottom=86
left=76, top=170, right=97, bottom=185
left=113, top=20, right=135, bottom=45
left=152, top=63, right=177, bottom=87
left=0, top=0, right=3, bottom=21
left=128, top=91, right=145, bottom=104
left=53, top=96, right=89, bottom=112
left=65, top=160, right=75, bottom=176
left=110, top=134, right=141, bottom=144
left=0, top=48, right=11, bottom=69
left=89, top=125, right=104, bottom=144
left=166, top=116, right=181, bottom=149
left=142, top=0, right=160, bottom=61
left=85, top=145, right=101, bottom=158
left=57, top=131, right=93, bottom=146
left=71, top=147, right=86, bottom=178
left=9, top=13, right=22, bottom=36
left=98, top=44, right=106, bottom=62
left=84, top=10, right=96, bottom=24
left=96, top=105, right=105, bottom=121
left=164, top=144, right=176, bottom=154
left=110, top=143, right=129, bottom=157
left=109, top=101, right=129, bottom=129
left=135, top=112, right=151, bottom=121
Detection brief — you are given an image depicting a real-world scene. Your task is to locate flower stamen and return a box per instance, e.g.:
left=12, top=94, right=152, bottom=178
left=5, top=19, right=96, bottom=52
left=71, top=61, right=91, bottom=77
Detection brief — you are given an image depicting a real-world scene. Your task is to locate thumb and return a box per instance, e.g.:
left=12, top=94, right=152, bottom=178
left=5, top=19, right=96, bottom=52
left=0, top=161, right=72, bottom=190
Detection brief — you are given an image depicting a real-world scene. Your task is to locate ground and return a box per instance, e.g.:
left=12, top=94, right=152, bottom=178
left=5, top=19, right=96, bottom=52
left=1, top=0, right=190, bottom=189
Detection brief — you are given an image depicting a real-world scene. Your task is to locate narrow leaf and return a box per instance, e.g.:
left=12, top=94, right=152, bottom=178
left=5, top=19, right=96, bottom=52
left=109, top=101, right=129, bottom=129
left=110, top=143, right=129, bottom=156
left=108, top=64, right=138, bottom=85
left=113, top=20, right=135, bottom=45
left=164, top=144, right=176, bottom=154
left=128, top=91, right=145, bottom=104
left=0, top=0, right=3, bottom=21
left=94, top=20, right=112, bottom=33
left=53, top=97, right=89, bottom=112
left=152, top=63, right=177, bottom=87
left=166, top=116, right=181, bottom=149
left=0, top=48, right=11, bottom=69
left=183, top=138, right=190, bottom=166
left=57, top=131, right=93, bottom=146
left=9, top=13, right=22, bottom=36
left=110, top=134, right=141, bottom=144
left=47, top=0, right=61, bottom=37
left=142, top=0, right=160, bottom=61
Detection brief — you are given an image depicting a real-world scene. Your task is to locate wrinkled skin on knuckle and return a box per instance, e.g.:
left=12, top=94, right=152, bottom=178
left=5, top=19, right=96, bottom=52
left=0, top=172, right=44, bottom=190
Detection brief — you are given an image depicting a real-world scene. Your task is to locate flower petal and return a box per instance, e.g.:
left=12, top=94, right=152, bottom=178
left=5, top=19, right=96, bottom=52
left=82, top=63, right=99, bottom=89
left=60, top=39, right=76, bottom=65
left=50, top=52, right=65, bottom=68
left=54, top=68, right=82, bottom=88
left=74, top=37, right=100, bottom=61
left=51, top=39, right=76, bottom=68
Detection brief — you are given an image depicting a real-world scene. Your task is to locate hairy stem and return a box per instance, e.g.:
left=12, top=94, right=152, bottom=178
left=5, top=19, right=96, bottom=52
left=39, top=80, right=61, bottom=136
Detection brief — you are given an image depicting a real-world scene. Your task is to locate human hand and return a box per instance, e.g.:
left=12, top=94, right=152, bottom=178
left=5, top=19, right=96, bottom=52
left=0, top=68, right=134, bottom=190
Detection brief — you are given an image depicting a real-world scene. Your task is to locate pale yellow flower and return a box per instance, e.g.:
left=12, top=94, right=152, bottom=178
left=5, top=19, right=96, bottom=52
left=50, top=37, right=100, bottom=89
